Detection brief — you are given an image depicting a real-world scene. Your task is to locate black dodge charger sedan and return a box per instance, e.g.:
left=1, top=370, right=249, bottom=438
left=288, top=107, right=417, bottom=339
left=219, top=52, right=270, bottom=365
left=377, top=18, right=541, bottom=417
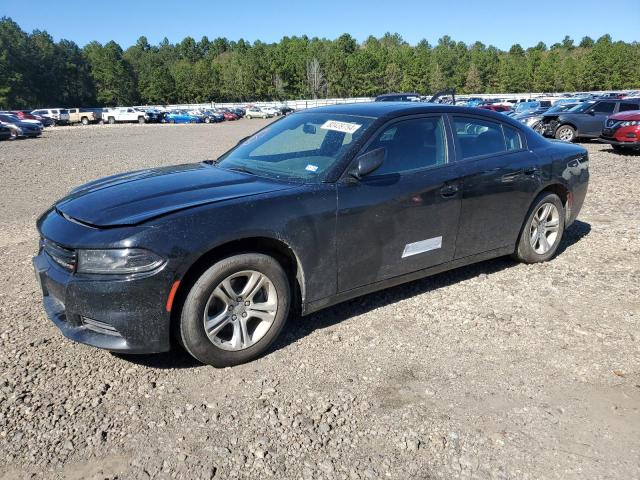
left=34, top=103, right=589, bottom=367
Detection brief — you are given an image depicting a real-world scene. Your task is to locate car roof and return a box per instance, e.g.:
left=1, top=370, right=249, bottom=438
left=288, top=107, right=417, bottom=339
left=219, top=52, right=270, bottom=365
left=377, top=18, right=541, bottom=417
left=302, top=101, right=514, bottom=120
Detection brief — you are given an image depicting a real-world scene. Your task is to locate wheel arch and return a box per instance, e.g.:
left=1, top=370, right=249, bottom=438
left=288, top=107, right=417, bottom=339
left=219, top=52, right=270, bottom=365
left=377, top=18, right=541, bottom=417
left=169, top=236, right=305, bottom=336
left=514, top=182, right=571, bottom=252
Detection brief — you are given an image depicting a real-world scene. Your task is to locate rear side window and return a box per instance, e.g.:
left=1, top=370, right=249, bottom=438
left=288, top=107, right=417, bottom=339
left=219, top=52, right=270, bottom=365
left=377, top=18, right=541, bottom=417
left=453, top=117, right=524, bottom=158
left=453, top=117, right=506, bottom=159
left=592, top=102, right=616, bottom=113
left=504, top=125, right=523, bottom=151
left=364, top=116, right=447, bottom=175
left=619, top=103, right=640, bottom=112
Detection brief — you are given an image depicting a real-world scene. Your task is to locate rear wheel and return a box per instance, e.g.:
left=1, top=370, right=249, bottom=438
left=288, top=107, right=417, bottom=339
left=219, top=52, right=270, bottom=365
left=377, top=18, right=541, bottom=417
left=138, top=116, right=145, bottom=124
left=81, top=117, right=89, bottom=126
left=513, top=192, right=565, bottom=264
left=179, top=253, right=290, bottom=367
left=9, top=130, right=17, bottom=140
left=108, top=117, right=115, bottom=125
left=555, top=125, right=575, bottom=142
left=205, top=117, right=211, bottom=123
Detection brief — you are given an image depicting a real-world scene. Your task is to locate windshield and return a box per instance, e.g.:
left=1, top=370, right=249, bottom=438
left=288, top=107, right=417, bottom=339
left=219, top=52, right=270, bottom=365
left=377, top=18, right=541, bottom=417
left=216, top=112, right=374, bottom=183
left=568, top=101, right=595, bottom=113
left=515, top=103, right=538, bottom=113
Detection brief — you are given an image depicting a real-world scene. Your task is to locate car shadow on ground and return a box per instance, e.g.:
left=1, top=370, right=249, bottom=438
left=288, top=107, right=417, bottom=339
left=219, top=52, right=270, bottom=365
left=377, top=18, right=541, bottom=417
left=597, top=146, right=640, bottom=156
left=270, top=219, right=592, bottom=357
left=115, top=220, right=591, bottom=370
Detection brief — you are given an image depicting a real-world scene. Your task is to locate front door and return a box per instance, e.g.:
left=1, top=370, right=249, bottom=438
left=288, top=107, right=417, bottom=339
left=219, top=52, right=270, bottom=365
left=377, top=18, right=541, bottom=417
left=336, top=115, right=462, bottom=292
left=582, top=101, right=617, bottom=136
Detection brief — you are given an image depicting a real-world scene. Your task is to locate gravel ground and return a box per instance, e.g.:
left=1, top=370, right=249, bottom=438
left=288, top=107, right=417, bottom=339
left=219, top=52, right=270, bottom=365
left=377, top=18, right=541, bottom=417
left=0, top=123, right=638, bottom=480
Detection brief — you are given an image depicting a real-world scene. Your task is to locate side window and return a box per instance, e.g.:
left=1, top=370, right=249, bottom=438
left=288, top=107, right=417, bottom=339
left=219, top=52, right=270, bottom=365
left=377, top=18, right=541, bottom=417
left=503, top=125, right=523, bottom=151
left=592, top=102, right=616, bottom=114
left=453, top=116, right=506, bottom=159
left=619, top=103, right=640, bottom=112
left=365, top=116, right=447, bottom=175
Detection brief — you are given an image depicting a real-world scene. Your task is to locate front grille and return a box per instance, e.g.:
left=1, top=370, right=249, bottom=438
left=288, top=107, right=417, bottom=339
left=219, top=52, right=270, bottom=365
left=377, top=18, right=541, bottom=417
left=42, top=238, right=76, bottom=271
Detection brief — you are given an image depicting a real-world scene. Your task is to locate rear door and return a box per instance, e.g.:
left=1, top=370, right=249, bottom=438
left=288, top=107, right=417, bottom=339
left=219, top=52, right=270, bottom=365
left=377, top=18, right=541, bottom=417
left=582, top=101, right=616, bottom=136
left=336, top=114, right=462, bottom=291
left=451, top=115, right=542, bottom=259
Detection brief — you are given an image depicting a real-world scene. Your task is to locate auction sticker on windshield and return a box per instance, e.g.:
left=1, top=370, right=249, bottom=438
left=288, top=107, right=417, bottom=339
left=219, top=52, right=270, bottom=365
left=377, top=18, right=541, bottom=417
left=320, top=120, right=362, bottom=134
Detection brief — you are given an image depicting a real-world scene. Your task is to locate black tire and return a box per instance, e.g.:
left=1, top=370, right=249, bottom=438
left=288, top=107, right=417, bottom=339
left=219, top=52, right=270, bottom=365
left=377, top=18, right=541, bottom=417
left=98, top=119, right=105, bottom=125
left=611, top=145, right=625, bottom=153
left=9, top=130, right=17, bottom=140
left=81, top=117, right=89, bottom=126
left=513, top=192, right=565, bottom=264
left=555, top=124, right=576, bottom=142
left=138, top=116, right=145, bottom=124
left=205, top=117, right=211, bottom=123
left=108, top=117, right=115, bottom=125
left=180, top=253, right=290, bottom=367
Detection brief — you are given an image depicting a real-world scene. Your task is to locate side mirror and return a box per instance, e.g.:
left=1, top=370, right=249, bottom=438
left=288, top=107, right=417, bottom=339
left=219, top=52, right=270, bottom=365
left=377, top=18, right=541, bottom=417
left=302, top=123, right=316, bottom=134
left=587, top=110, right=595, bottom=116
left=350, top=147, right=386, bottom=179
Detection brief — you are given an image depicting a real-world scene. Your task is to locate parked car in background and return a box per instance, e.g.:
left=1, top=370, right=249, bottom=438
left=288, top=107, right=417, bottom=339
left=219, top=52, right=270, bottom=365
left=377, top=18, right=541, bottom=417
left=221, top=109, right=239, bottom=121
left=280, top=106, right=295, bottom=115
left=67, top=108, right=102, bottom=125
left=245, top=107, right=271, bottom=119
left=231, top=108, right=246, bottom=118
left=539, top=98, right=640, bottom=142
left=142, top=109, right=167, bottom=123
left=375, top=92, right=422, bottom=102
left=31, top=108, right=69, bottom=125
left=477, top=104, right=512, bottom=113
left=10, top=111, right=54, bottom=127
left=598, top=110, right=640, bottom=152
left=0, top=113, right=43, bottom=138
left=0, top=122, right=14, bottom=140
left=103, top=107, right=147, bottom=124
left=200, top=110, right=224, bottom=123
left=260, top=106, right=279, bottom=117
left=165, top=110, right=202, bottom=124
left=517, top=102, right=579, bottom=133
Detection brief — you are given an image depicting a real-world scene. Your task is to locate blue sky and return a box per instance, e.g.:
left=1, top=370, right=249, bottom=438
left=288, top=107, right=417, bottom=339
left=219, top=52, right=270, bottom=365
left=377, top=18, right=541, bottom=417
left=2, top=0, right=638, bottom=49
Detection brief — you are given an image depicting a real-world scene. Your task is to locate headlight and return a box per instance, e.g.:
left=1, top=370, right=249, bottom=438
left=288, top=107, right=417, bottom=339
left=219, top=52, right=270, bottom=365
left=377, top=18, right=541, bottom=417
left=621, top=120, right=639, bottom=127
left=77, top=248, right=164, bottom=274
left=524, top=116, right=543, bottom=126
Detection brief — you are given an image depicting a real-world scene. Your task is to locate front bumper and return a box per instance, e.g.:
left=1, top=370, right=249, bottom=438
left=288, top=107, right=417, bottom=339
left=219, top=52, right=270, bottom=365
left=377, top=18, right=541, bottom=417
left=33, top=248, right=174, bottom=354
left=598, top=137, right=640, bottom=147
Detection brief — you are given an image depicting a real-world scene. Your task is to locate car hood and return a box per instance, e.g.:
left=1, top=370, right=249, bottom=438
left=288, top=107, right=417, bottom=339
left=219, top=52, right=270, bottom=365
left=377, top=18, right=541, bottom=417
left=55, top=163, right=295, bottom=227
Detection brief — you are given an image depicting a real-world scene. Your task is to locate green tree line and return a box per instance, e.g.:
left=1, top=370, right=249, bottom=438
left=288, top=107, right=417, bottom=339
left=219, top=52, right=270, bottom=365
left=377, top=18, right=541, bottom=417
left=1, top=17, right=638, bottom=109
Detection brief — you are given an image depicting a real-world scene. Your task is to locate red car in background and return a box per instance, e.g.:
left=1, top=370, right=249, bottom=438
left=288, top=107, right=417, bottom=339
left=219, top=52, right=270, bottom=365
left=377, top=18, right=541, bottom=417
left=222, top=110, right=239, bottom=121
left=599, top=110, right=640, bottom=152
left=477, top=104, right=512, bottom=113
left=11, top=110, right=55, bottom=127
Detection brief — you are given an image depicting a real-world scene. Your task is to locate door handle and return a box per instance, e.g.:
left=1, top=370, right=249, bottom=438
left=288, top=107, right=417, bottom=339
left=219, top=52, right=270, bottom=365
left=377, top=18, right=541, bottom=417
left=440, top=184, right=459, bottom=198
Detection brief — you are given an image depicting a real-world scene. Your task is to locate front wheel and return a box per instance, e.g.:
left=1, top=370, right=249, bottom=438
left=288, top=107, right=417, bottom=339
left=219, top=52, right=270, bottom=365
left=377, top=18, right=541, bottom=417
left=555, top=125, right=575, bottom=142
left=108, top=117, right=115, bottom=125
left=179, top=254, right=291, bottom=367
left=138, top=116, right=146, bottom=124
left=513, top=192, right=565, bottom=264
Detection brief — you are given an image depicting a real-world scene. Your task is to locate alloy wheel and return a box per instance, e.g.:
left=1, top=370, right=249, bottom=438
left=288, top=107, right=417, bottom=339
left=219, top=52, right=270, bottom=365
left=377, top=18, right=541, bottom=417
left=203, top=270, right=278, bottom=351
left=529, top=203, right=561, bottom=254
left=557, top=127, right=574, bottom=142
